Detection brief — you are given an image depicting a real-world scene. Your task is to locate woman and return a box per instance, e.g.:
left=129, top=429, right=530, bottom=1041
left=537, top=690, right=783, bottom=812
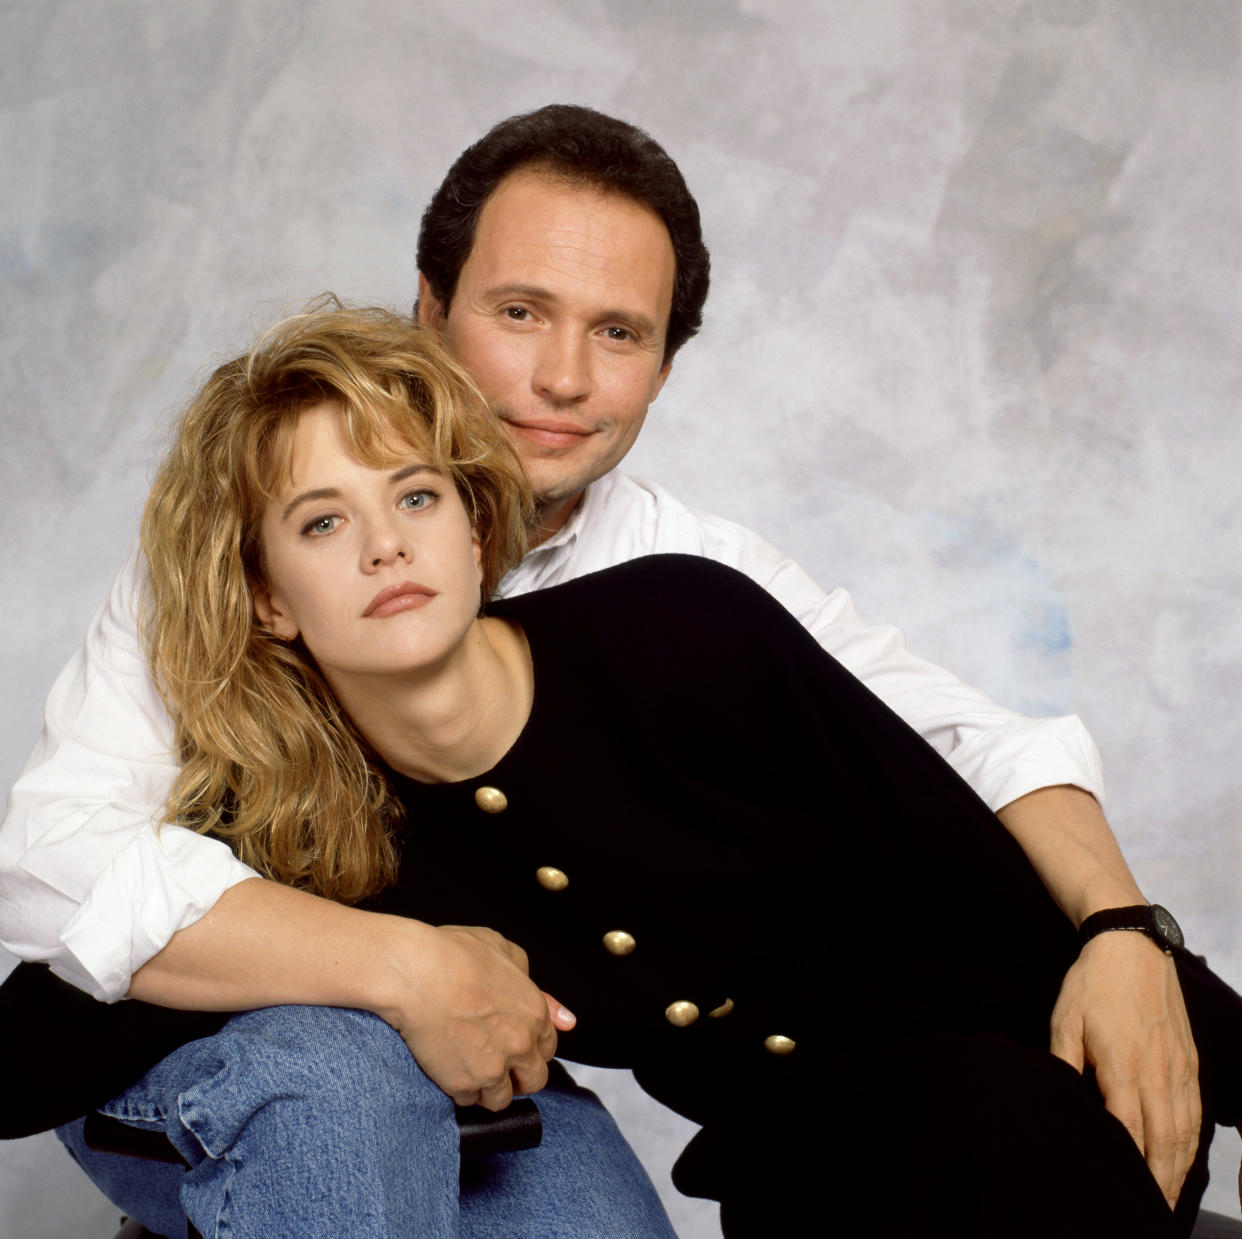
left=4, top=304, right=1239, bottom=1237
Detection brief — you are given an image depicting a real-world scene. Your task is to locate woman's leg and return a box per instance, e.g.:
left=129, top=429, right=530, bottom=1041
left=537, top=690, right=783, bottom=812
left=60, top=1004, right=459, bottom=1238
left=57, top=1005, right=674, bottom=1239
left=458, top=1062, right=677, bottom=1239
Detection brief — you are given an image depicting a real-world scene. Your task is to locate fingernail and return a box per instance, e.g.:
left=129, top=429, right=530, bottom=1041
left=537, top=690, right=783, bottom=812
left=558, top=1005, right=577, bottom=1026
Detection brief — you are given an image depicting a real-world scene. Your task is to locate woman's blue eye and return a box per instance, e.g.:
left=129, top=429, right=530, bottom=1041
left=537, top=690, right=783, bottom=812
left=303, top=514, right=341, bottom=536
left=400, top=490, right=435, bottom=511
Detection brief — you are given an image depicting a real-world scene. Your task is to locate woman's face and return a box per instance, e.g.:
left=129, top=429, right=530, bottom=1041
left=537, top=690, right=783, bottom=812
left=253, top=401, right=484, bottom=690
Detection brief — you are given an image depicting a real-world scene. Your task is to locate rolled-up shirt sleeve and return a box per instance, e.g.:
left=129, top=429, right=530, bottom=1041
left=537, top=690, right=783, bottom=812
left=694, top=513, right=1106, bottom=813
left=0, top=552, right=258, bottom=1002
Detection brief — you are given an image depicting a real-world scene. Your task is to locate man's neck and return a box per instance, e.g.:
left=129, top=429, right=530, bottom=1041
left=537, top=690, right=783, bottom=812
left=529, top=489, right=586, bottom=548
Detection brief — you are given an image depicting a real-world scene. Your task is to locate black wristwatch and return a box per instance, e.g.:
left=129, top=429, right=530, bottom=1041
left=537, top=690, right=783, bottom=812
left=1078, top=904, right=1184, bottom=955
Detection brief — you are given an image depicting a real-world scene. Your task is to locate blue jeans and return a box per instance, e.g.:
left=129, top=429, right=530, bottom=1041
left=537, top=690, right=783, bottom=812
left=56, top=1005, right=678, bottom=1238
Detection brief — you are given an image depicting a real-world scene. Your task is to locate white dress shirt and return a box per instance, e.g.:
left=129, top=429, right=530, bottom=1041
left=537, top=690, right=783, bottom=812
left=0, top=469, right=1103, bottom=1002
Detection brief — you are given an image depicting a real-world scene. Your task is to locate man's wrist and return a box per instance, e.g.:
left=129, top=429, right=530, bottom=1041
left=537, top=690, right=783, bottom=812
left=1078, top=904, right=1184, bottom=955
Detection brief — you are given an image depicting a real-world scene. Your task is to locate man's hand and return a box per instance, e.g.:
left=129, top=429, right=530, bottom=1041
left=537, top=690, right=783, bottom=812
left=1050, top=931, right=1200, bottom=1208
left=130, top=880, right=576, bottom=1113
left=375, top=921, right=575, bottom=1111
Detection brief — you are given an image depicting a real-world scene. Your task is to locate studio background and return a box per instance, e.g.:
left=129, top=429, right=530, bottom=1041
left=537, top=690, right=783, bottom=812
left=2, top=1, right=1239, bottom=1234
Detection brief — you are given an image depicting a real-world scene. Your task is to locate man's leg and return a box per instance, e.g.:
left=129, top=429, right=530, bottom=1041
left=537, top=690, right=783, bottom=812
left=701, top=1032, right=1192, bottom=1239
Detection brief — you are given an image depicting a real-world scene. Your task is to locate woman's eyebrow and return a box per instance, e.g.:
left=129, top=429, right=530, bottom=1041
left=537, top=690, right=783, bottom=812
left=281, top=464, right=443, bottom=522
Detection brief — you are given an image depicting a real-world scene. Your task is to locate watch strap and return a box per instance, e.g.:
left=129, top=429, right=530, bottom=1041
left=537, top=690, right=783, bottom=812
left=1079, top=904, right=1184, bottom=953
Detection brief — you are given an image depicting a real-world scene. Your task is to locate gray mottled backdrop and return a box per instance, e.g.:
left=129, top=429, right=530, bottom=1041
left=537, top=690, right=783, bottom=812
left=1, top=1, right=1239, bottom=1234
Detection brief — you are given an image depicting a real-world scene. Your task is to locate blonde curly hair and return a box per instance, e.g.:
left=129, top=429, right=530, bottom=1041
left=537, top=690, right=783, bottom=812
left=140, top=299, right=532, bottom=902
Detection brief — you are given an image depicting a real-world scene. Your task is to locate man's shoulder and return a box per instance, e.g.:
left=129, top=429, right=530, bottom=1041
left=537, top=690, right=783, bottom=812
left=581, top=471, right=784, bottom=562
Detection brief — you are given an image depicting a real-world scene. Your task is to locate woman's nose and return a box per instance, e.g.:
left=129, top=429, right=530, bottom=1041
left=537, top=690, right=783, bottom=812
left=364, top=521, right=412, bottom=568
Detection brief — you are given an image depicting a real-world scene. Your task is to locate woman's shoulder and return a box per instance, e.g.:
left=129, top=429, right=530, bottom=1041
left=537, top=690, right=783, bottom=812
left=494, top=554, right=787, bottom=635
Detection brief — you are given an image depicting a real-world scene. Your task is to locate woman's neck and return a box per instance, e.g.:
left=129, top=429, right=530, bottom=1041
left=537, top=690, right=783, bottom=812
left=327, top=616, right=534, bottom=784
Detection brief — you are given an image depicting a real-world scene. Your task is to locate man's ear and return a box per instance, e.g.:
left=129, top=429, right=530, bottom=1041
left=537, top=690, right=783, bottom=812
left=417, top=273, right=448, bottom=334
left=649, top=357, right=673, bottom=403
left=251, top=581, right=299, bottom=641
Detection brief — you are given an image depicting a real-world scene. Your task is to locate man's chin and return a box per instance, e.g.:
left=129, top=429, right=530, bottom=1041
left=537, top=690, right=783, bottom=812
left=525, top=462, right=596, bottom=509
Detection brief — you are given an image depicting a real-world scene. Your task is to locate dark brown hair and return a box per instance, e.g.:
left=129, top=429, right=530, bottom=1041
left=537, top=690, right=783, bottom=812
left=417, top=104, right=710, bottom=362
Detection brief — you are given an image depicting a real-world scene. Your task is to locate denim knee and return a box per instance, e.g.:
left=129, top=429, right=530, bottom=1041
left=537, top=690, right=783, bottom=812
left=184, top=1006, right=451, bottom=1156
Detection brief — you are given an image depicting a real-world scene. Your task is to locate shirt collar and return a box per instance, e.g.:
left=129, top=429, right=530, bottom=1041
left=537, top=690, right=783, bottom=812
left=526, top=485, right=590, bottom=556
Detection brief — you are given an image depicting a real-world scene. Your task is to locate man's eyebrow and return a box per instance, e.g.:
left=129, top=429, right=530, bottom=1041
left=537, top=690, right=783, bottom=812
left=484, top=282, right=558, bottom=304
left=484, top=283, right=660, bottom=338
left=281, top=463, right=441, bottom=522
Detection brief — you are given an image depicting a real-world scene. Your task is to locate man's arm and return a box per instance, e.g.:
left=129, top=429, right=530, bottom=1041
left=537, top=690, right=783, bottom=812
left=0, top=552, right=258, bottom=1001
left=688, top=505, right=1199, bottom=1204
left=129, top=876, right=576, bottom=1110
left=998, top=785, right=1199, bottom=1210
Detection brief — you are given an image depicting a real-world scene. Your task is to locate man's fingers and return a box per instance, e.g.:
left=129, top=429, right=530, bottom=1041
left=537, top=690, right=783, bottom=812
left=1145, top=1074, right=1200, bottom=1208
left=1048, top=1009, right=1086, bottom=1074
left=510, top=1058, right=550, bottom=1098
left=477, top=1079, right=516, bottom=1112
left=1100, top=1081, right=1146, bottom=1159
left=544, top=991, right=576, bottom=1032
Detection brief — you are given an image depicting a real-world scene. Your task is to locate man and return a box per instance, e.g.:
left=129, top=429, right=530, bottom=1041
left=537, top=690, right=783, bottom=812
left=0, top=105, right=1210, bottom=1216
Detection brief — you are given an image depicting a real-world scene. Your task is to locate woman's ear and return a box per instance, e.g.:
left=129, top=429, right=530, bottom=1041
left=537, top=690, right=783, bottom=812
left=252, top=581, right=299, bottom=641
left=472, top=532, right=484, bottom=589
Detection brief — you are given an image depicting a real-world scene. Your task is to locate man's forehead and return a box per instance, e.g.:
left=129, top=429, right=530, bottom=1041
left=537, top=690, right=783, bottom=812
left=465, top=168, right=675, bottom=317
left=483, top=164, right=667, bottom=234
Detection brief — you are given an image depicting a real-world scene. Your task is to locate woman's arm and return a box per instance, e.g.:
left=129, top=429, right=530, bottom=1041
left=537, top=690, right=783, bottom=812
left=128, top=876, right=576, bottom=1111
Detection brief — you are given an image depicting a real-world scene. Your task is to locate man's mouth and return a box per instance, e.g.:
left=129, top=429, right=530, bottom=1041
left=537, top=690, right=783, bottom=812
left=500, top=417, right=594, bottom=451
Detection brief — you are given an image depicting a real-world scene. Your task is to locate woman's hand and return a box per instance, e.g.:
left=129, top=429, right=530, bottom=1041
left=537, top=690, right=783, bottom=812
left=372, top=920, right=576, bottom=1110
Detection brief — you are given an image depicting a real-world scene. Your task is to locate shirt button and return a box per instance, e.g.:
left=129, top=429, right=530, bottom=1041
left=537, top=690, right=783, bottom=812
left=602, top=930, right=636, bottom=956
left=764, top=1034, right=796, bottom=1055
left=474, top=786, right=508, bottom=813
left=536, top=866, right=569, bottom=891
left=665, top=1000, right=700, bottom=1028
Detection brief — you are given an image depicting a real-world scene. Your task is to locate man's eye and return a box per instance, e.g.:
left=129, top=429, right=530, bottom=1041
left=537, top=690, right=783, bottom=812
left=504, top=306, right=531, bottom=321
left=302, top=514, right=341, bottom=536
left=604, top=325, right=634, bottom=342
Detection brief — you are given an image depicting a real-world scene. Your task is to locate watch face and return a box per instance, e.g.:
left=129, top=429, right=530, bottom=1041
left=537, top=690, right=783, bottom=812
left=1151, top=905, right=1185, bottom=949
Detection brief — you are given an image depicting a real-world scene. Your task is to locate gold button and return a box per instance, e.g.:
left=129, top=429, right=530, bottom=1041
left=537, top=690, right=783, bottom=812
left=665, top=1000, right=700, bottom=1028
left=536, top=866, right=569, bottom=891
left=708, top=998, right=734, bottom=1019
left=764, top=1034, right=796, bottom=1055
left=474, top=786, right=508, bottom=813
left=602, top=930, right=636, bottom=956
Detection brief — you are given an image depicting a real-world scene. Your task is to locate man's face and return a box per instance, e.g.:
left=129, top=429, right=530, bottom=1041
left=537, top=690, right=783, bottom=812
left=419, top=169, right=676, bottom=531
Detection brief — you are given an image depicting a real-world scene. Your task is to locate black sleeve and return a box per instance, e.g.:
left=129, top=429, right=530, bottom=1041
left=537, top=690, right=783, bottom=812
left=521, top=555, right=1083, bottom=1043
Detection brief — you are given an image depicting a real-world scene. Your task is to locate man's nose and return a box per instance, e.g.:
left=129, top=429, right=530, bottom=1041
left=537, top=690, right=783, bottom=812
left=532, top=328, right=591, bottom=404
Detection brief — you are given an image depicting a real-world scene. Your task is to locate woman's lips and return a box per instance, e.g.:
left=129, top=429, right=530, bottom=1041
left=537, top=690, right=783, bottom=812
left=364, top=582, right=436, bottom=618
